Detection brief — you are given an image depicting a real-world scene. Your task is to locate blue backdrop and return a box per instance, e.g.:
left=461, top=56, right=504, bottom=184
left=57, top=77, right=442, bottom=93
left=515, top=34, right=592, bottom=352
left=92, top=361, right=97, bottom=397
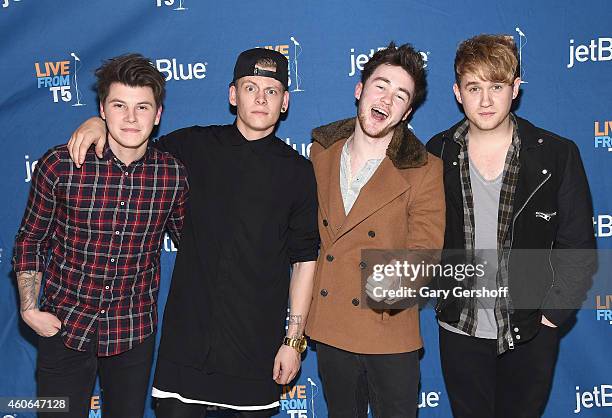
left=1, top=1, right=611, bottom=417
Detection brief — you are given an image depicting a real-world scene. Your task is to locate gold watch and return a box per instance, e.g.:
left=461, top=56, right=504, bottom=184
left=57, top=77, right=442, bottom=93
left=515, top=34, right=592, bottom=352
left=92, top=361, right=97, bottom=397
left=283, top=336, right=307, bottom=353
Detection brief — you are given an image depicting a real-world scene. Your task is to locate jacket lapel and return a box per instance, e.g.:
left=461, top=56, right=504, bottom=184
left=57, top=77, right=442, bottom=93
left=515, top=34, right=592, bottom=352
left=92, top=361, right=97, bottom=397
left=313, top=140, right=346, bottom=239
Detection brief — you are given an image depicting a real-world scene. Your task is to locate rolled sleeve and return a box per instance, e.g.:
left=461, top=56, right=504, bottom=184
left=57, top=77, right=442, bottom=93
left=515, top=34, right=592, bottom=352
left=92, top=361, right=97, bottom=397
left=13, top=149, right=60, bottom=273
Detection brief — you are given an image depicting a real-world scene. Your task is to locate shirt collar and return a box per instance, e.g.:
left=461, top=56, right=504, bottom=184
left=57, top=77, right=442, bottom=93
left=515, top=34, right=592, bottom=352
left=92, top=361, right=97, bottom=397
left=228, top=120, right=275, bottom=147
left=102, top=141, right=153, bottom=167
left=453, top=113, right=521, bottom=150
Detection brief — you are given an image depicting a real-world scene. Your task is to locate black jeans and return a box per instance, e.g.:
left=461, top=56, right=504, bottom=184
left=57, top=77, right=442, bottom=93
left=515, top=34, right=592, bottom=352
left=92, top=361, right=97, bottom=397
left=155, top=398, right=273, bottom=418
left=37, top=332, right=155, bottom=418
left=439, top=325, right=559, bottom=418
left=316, top=342, right=420, bottom=418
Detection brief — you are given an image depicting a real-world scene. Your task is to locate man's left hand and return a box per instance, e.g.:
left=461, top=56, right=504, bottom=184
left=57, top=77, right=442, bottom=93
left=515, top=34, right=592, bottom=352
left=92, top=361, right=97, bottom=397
left=273, top=345, right=301, bottom=385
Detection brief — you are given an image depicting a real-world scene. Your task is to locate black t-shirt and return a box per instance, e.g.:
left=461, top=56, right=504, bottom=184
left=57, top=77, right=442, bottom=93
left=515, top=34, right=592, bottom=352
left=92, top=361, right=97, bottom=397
left=154, top=124, right=319, bottom=379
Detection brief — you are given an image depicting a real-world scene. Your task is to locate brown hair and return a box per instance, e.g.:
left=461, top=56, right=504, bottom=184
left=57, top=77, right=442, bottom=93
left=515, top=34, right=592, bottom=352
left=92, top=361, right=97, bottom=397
left=360, top=41, right=427, bottom=108
left=95, top=53, right=165, bottom=107
left=455, top=34, right=519, bottom=85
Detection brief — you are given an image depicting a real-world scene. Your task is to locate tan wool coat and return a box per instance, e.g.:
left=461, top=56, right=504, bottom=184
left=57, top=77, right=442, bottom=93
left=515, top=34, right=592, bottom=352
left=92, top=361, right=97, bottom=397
left=305, top=118, right=446, bottom=354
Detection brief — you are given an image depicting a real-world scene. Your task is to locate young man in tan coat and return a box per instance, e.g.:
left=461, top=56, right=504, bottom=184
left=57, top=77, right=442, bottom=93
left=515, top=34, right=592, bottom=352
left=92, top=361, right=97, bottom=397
left=306, top=43, right=445, bottom=418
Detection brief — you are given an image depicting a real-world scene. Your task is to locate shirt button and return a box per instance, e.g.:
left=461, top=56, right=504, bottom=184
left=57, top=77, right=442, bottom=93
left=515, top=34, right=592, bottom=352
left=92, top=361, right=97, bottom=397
left=105, top=285, right=110, bottom=290
left=368, top=230, right=375, bottom=238
left=320, top=289, right=328, bottom=297
left=452, top=161, right=458, bottom=166
left=352, top=298, right=360, bottom=306
left=124, top=172, right=129, bottom=176
left=538, top=138, right=544, bottom=144
left=323, top=219, right=329, bottom=227
left=115, top=231, right=120, bottom=235
left=100, top=309, right=106, bottom=314
left=359, top=261, right=367, bottom=270
left=120, top=201, right=125, bottom=206
left=326, top=254, right=334, bottom=262
left=110, top=258, right=115, bottom=263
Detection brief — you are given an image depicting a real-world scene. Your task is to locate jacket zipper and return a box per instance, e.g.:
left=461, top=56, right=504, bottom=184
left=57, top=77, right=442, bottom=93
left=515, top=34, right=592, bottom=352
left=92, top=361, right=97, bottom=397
left=505, top=172, right=552, bottom=350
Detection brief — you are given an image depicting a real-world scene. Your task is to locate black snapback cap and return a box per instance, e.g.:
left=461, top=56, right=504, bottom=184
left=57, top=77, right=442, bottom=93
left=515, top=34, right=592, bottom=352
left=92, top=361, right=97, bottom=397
left=231, top=48, right=289, bottom=89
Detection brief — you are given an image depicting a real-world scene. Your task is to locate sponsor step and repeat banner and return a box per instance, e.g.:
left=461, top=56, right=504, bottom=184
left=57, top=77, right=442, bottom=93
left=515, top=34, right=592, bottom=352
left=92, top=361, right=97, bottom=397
left=1, top=1, right=611, bottom=417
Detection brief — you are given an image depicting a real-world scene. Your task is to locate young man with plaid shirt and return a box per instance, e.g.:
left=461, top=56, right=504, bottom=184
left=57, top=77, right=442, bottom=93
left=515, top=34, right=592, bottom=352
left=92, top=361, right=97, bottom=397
left=13, top=54, right=188, bottom=418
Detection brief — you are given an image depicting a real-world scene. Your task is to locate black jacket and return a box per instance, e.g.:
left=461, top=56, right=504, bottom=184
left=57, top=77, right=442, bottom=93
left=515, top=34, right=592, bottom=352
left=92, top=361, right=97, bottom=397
left=426, top=116, right=596, bottom=344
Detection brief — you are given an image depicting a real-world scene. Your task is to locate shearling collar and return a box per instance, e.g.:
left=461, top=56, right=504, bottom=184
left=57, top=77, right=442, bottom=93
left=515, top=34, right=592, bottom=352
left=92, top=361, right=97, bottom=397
left=311, top=118, right=428, bottom=169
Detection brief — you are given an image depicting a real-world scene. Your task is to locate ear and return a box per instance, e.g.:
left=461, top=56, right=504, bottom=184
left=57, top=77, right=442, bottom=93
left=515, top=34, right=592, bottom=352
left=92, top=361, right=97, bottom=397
left=401, top=107, right=413, bottom=122
left=228, top=85, right=237, bottom=107
left=281, top=90, right=289, bottom=113
left=99, top=101, right=106, bottom=120
left=154, top=105, right=163, bottom=126
left=354, top=82, right=363, bottom=101
left=452, top=83, right=463, bottom=105
left=511, top=77, right=521, bottom=99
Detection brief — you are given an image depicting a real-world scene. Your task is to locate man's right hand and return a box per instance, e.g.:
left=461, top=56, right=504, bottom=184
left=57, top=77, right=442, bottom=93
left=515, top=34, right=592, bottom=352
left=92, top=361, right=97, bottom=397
left=21, top=309, right=62, bottom=337
left=67, top=117, right=107, bottom=167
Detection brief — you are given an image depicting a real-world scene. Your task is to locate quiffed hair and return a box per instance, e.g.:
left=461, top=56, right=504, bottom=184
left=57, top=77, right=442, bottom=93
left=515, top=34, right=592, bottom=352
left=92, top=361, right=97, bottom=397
left=360, top=42, right=427, bottom=108
left=95, top=53, right=165, bottom=107
left=455, top=34, right=519, bottom=85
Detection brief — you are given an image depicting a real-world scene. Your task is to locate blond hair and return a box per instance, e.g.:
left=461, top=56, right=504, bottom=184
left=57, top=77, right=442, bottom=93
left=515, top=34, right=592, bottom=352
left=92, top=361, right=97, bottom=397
left=455, top=34, right=519, bottom=85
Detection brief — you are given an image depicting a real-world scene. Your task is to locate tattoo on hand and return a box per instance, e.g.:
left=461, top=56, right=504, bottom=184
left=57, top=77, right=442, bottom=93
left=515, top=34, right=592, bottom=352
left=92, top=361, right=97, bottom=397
left=17, top=271, right=40, bottom=312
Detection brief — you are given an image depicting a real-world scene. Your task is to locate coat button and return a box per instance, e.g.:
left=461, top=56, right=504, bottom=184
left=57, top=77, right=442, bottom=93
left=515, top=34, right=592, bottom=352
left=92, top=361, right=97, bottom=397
left=368, top=230, right=375, bottom=238
left=352, top=298, right=360, bottom=306
left=323, top=219, right=329, bottom=227
left=359, top=261, right=367, bottom=269
left=320, top=289, right=328, bottom=297
left=513, top=327, right=519, bottom=332
left=515, top=334, right=521, bottom=340
left=326, top=254, right=334, bottom=262
left=538, top=138, right=543, bottom=144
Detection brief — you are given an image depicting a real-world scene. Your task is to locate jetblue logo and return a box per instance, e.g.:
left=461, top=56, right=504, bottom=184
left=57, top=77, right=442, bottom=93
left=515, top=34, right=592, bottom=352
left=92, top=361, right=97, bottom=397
left=155, top=58, right=207, bottom=81
left=567, top=38, right=612, bottom=68
left=2, top=0, right=21, bottom=8
left=594, top=215, right=612, bottom=238
left=574, top=385, right=612, bottom=414
left=349, top=46, right=429, bottom=77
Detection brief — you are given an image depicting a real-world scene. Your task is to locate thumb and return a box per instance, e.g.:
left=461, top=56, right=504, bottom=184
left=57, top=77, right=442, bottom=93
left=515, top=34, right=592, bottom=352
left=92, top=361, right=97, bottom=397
left=273, top=357, right=281, bottom=381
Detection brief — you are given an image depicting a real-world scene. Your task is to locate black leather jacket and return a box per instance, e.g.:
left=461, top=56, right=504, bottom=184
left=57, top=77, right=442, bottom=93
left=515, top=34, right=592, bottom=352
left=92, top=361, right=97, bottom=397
left=426, top=116, right=596, bottom=344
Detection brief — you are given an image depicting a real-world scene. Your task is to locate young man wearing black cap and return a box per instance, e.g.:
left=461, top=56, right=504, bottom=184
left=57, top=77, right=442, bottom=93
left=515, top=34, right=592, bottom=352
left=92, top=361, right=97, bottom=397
left=67, top=48, right=319, bottom=417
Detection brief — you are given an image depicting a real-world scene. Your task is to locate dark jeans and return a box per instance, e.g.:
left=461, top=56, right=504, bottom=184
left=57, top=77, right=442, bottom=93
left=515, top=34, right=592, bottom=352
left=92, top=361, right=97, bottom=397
left=439, top=325, right=559, bottom=418
left=316, top=342, right=420, bottom=418
left=155, top=398, right=273, bottom=418
left=37, top=332, right=155, bottom=418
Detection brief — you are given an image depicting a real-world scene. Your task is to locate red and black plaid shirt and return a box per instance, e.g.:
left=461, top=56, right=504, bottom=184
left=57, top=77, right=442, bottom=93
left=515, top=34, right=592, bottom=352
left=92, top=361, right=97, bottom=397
left=13, top=144, right=188, bottom=356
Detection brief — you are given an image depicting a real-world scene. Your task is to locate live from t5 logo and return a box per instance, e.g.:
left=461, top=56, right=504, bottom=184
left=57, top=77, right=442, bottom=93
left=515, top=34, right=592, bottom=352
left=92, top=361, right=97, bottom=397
left=348, top=45, right=429, bottom=78
left=595, top=293, right=612, bottom=325
left=34, top=53, right=86, bottom=106
left=280, top=383, right=316, bottom=418
left=594, top=120, right=612, bottom=152
left=156, top=0, right=187, bottom=10
left=260, top=36, right=305, bottom=93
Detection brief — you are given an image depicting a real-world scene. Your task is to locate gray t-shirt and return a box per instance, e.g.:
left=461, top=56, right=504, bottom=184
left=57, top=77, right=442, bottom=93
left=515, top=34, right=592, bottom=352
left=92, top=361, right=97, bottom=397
left=440, top=159, right=501, bottom=339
